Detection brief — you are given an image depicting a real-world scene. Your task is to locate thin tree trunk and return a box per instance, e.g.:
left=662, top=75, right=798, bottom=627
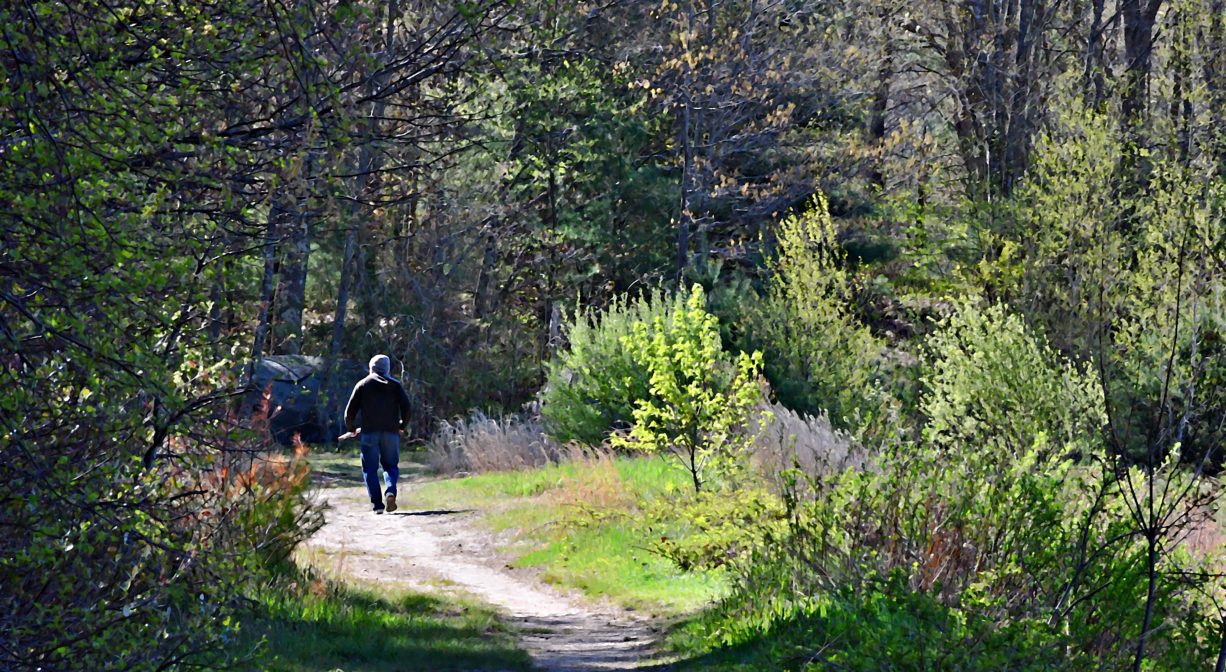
left=1083, top=0, right=1107, bottom=107
left=1122, top=0, right=1162, bottom=126
left=274, top=204, right=311, bottom=355
left=474, top=227, right=497, bottom=320
left=1205, top=0, right=1226, bottom=173
left=674, top=0, right=696, bottom=289
left=329, top=233, right=356, bottom=367
left=1171, top=13, right=1193, bottom=164
left=676, top=94, right=692, bottom=288
left=1132, top=528, right=1158, bottom=672
left=209, top=271, right=224, bottom=346
left=273, top=0, right=320, bottom=357
left=867, top=36, right=893, bottom=189
left=250, top=198, right=283, bottom=378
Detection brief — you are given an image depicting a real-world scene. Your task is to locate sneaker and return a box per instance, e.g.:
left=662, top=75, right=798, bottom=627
left=373, top=506, right=385, bottom=515
left=385, top=493, right=397, bottom=513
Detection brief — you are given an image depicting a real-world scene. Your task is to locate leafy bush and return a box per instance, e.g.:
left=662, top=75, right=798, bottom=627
left=674, top=571, right=1073, bottom=672
left=1001, top=112, right=1225, bottom=467
left=743, top=194, right=894, bottom=436
left=0, top=366, right=322, bottom=672
left=668, top=299, right=1221, bottom=671
left=922, top=300, right=1106, bottom=460
left=644, top=487, right=786, bottom=573
left=541, top=289, right=684, bottom=445
left=613, top=285, right=768, bottom=492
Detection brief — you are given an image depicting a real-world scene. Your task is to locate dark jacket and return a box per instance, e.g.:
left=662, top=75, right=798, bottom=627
left=344, top=374, right=411, bottom=433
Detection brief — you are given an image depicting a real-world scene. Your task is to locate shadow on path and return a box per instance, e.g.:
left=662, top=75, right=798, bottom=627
left=245, top=582, right=534, bottom=672
left=392, top=509, right=472, bottom=517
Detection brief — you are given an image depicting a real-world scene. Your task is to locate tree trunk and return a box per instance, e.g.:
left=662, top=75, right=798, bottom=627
left=1132, top=528, right=1159, bottom=672
left=676, top=92, right=693, bottom=287
left=250, top=196, right=285, bottom=377
left=208, top=271, right=224, bottom=347
left=1122, top=0, right=1162, bottom=126
left=322, top=0, right=400, bottom=439
left=674, top=0, right=697, bottom=289
left=867, top=36, right=893, bottom=189
left=1214, top=617, right=1226, bottom=672
left=474, top=227, right=498, bottom=321
left=274, top=204, right=310, bottom=355
left=1082, top=0, right=1108, bottom=108
left=1171, top=13, right=1192, bottom=164
left=1200, top=0, right=1225, bottom=173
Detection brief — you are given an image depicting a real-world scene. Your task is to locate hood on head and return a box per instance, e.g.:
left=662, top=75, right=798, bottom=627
left=369, top=354, right=391, bottom=376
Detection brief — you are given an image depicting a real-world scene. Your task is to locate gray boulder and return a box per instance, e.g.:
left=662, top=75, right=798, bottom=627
left=248, top=355, right=365, bottom=445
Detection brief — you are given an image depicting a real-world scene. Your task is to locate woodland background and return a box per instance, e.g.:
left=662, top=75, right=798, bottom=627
left=2, top=0, right=1224, bottom=669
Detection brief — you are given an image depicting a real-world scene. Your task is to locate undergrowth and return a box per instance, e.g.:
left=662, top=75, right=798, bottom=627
left=240, top=570, right=531, bottom=672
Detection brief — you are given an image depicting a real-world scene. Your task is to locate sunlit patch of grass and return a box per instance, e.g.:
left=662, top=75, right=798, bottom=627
left=404, top=454, right=729, bottom=616
left=240, top=573, right=531, bottom=672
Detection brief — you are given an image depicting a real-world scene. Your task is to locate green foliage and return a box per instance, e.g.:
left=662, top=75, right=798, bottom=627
left=0, top=1, right=325, bottom=667
left=665, top=300, right=1220, bottom=671
left=644, top=488, right=786, bottom=573
left=672, top=573, right=1073, bottom=672
left=613, top=285, right=768, bottom=492
left=922, top=300, right=1106, bottom=459
left=996, top=109, right=1226, bottom=464
left=541, top=289, right=684, bottom=445
left=744, top=195, right=893, bottom=436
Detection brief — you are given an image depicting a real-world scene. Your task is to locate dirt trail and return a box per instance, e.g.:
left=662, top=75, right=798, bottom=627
left=304, top=485, right=666, bottom=672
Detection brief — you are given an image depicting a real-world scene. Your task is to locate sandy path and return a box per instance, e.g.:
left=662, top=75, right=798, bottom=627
left=303, top=485, right=666, bottom=672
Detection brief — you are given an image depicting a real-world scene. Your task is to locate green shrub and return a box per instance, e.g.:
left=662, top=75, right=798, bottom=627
left=644, top=486, right=786, bottom=573
left=669, top=299, right=1220, bottom=671
left=541, top=289, right=684, bottom=445
left=674, top=571, right=1074, bottom=672
left=743, top=194, right=893, bottom=436
left=922, top=299, right=1106, bottom=460
left=613, top=285, right=768, bottom=492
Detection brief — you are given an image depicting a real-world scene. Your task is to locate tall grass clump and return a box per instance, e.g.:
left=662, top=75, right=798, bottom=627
left=748, top=402, right=860, bottom=487
left=541, top=289, right=686, bottom=445
left=426, top=409, right=566, bottom=474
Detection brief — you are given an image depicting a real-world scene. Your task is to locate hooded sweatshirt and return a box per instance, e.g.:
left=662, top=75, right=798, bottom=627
left=343, top=355, right=411, bottom=433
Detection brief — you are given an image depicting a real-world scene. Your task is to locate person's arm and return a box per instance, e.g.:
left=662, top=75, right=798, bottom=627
left=343, top=381, right=362, bottom=433
left=396, top=382, right=411, bottom=431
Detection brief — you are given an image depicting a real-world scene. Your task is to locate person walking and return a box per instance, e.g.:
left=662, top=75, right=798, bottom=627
left=344, top=354, right=411, bottom=514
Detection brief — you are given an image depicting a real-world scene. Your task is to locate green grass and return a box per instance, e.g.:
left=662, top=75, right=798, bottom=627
left=240, top=576, right=532, bottom=672
left=404, top=455, right=729, bottom=615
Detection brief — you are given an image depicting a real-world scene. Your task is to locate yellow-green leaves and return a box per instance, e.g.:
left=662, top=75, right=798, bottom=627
left=746, top=194, right=890, bottom=437
left=922, top=299, right=1106, bottom=461
left=613, top=285, right=767, bottom=491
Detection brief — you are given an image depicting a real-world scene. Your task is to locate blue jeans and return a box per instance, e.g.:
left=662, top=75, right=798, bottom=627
left=360, top=431, right=399, bottom=509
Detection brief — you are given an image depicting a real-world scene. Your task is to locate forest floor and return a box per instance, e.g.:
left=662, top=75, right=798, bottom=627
left=301, top=471, right=672, bottom=671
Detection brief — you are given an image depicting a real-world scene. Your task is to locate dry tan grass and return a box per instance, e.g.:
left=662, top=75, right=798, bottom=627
left=749, top=402, right=861, bottom=486
left=546, top=449, right=636, bottom=511
left=1178, top=493, right=1226, bottom=592
left=425, top=409, right=566, bottom=474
